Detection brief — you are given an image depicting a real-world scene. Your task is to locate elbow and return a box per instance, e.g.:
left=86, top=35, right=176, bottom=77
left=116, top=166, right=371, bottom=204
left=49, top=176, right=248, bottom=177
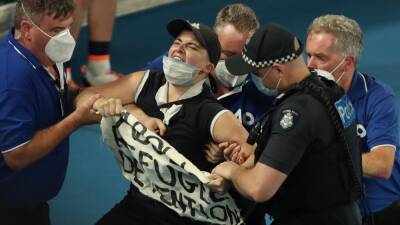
left=377, top=166, right=393, bottom=179
left=4, top=158, right=26, bottom=171
left=248, top=185, right=275, bottom=203
left=3, top=154, right=27, bottom=171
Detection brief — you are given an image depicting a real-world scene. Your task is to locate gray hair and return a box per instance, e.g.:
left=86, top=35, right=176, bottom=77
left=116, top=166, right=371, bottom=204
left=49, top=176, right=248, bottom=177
left=14, top=0, right=74, bottom=29
left=214, top=3, right=259, bottom=34
left=308, top=14, right=363, bottom=64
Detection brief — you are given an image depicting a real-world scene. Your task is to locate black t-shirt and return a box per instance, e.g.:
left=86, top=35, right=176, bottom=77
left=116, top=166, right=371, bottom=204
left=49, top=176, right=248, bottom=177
left=259, top=92, right=336, bottom=175
left=135, top=71, right=225, bottom=172
left=125, top=71, right=226, bottom=225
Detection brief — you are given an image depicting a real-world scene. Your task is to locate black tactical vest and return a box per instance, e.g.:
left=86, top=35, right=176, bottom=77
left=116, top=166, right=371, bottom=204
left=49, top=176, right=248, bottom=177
left=251, top=72, right=362, bottom=223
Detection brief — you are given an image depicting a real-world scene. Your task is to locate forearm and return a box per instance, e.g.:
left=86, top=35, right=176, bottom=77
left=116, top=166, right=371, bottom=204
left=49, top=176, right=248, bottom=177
left=362, top=147, right=395, bottom=179
left=125, top=104, right=148, bottom=121
left=229, top=165, right=261, bottom=201
left=4, top=112, right=82, bottom=170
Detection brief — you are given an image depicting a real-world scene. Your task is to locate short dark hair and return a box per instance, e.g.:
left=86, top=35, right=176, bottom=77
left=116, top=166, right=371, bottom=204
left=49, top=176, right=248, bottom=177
left=14, top=0, right=75, bottom=29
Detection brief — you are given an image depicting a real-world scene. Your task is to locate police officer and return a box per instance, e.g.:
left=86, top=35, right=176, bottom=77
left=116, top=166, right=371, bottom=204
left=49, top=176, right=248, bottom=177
left=212, top=24, right=363, bottom=225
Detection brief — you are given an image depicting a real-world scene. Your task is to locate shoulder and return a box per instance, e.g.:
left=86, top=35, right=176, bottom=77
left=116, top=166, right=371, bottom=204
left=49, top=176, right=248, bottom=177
left=0, top=60, right=36, bottom=94
left=274, top=93, right=327, bottom=129
left=279, top=93, right=324, bottom=114
left=359, top=74, right=397, bottom=110
left=366, top=76, right=396, bottom=98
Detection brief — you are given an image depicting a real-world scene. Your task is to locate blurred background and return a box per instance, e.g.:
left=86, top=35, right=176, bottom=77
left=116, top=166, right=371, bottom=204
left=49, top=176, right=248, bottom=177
left=1, top=0, right=399, bottom=224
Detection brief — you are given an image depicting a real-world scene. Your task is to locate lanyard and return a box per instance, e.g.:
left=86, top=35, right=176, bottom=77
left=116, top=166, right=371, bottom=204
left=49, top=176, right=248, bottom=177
left=9, top=39, right=67, bottom=116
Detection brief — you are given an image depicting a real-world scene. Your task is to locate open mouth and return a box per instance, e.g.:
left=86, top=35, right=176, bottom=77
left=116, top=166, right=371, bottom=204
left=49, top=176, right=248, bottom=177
left=172, top=55, right=185, bottom=62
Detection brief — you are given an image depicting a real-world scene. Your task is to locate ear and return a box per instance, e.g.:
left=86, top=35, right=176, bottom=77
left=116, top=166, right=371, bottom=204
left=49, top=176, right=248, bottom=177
left=345, top=55, right=356, bottom=70
left=272, top=63, right=283, bottom=75
left=20, top=20, right=33, bottom=40
left=199, top=62, right=214, bottom=76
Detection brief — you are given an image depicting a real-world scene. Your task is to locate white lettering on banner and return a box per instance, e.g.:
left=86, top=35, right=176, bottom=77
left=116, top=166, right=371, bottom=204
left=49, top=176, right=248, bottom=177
left=101, top=113, right=245, bottom=225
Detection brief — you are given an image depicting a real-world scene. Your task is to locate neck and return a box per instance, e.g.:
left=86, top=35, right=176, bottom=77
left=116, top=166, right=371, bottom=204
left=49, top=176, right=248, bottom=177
left=339, top=69, right=356, bottom=93
left=17, top=37, right=53, bottom=67
left=167, top=83, right=191, bottom=102
left=214, top=81, right=231, bottom=97
left=294, top=65, right=311, bottom=83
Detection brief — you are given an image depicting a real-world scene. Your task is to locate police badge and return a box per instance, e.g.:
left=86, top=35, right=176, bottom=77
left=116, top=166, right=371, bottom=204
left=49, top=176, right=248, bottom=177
left=280, top=109, right=298, bottom=129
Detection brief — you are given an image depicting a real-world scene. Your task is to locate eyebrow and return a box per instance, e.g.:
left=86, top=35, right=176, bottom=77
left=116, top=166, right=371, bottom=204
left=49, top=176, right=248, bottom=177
left=50, top=26, right=67, bottom=32
left=175, top=37, right=202, bottom=49
left=308, top=51, right=327, bottom=59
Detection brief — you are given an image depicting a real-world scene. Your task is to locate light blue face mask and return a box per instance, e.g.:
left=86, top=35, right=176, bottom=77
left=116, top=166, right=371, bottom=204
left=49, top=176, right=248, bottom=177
left=251, top=69, right=281, bottom=96
left=162, top=56, right=200, bottom=86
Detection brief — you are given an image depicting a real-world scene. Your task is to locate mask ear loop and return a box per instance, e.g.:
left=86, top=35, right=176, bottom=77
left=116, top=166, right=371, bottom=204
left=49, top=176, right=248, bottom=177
left=330, top=57, right=346, bottom=75
left=21, top=2, right=51, bottom=38
left=274, top=77, right=282, bottom=92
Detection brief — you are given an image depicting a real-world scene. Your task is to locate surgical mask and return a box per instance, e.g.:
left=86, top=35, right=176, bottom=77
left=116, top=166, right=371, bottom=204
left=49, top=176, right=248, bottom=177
left=162, top=56, right=200, bottom=86
left=21, top=3, right=76, bottom=63
left=329, top=57, right=346, bottom=83
left=315, top=69, right=335, bottom=81
left=251, top=68, right=281, bottom=96
left=215, top=60, right=247, bottom=88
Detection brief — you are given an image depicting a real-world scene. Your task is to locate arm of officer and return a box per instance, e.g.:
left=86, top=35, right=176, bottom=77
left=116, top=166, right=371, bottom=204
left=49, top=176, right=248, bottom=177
left=3, top=94, right=101, bottom=170
left=213, top=161, right=287, bottom=202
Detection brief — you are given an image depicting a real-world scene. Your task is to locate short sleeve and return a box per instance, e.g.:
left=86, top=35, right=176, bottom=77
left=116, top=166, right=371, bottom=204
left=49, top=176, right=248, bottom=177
left=0, top=90, right=36, bottom=152
left=197, top=100, right=225, bottom=141
left=365, top=88, right=399, bottom=150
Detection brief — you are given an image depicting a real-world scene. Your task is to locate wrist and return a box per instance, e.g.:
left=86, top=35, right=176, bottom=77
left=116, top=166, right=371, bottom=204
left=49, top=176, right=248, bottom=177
left=66, top=111, right=84, bottom=129
left=227, top=161, right=241, bottom=180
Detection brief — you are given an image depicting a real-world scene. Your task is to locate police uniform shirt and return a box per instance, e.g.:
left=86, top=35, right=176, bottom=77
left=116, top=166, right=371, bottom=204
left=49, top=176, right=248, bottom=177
left=258, top=91, right=336, bottom=175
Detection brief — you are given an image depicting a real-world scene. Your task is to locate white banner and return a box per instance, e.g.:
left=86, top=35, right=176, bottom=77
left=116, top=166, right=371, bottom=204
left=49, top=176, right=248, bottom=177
left=100, top=112, right=245, bottom=225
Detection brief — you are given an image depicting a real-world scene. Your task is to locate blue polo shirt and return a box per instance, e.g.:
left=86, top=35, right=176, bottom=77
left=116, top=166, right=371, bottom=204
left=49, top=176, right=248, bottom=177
left=142, top=54, right=275, bottom=131
left=0, top=29, right=69, bottom=207
left=348, top=71, right=400, bottom=216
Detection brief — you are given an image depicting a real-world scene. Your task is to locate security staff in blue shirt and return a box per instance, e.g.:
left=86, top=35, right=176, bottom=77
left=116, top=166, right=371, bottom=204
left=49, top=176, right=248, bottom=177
left=213, top=23, right=363, bottom=225
left=306, top=15, right=400, bottom=225
left=0, top=1, right=99, bottom=224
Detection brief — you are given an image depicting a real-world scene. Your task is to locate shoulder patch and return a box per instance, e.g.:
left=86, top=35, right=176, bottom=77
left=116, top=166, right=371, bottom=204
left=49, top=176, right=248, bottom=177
left=279, top=109, right=298, bottom=129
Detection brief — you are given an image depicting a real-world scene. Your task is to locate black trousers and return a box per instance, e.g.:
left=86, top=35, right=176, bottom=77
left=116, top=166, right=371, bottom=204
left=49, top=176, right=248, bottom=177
left=363, top=201, right=400, bottom=225
left=0, top=202, right=51, bottom=225
left=95, top=188, right=210, bottom=225
left=270, top=202, right=361, bottom=225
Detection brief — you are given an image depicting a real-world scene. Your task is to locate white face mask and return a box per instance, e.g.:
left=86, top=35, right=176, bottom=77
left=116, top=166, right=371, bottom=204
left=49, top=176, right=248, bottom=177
left=315, top=69, right=335, bottom=81
left=329, top=57, right=346, bottom=83
left=162, top=56, right=200, bottom=86
left=22, top=3, right=76, bottom=63
left=215, top=60, right=247, bottom=88
left=251, top=68, right=281, bottom=96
